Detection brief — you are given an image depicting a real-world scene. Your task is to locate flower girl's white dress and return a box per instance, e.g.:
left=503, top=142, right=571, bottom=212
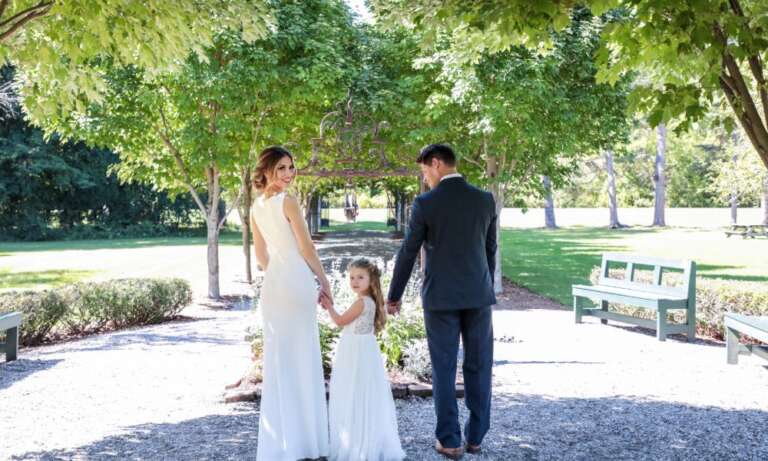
left=329, top=296, right=406, bottom=461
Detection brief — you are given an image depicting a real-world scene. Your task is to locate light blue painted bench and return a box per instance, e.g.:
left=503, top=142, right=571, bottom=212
left=573, top=254, right=696, bottom=341
left=0, top=312, right=22, bottom=362
left=725, top=313, right=768, bottom=364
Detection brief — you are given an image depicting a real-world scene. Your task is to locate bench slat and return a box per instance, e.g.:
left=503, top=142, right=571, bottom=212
left=601, top=252, right=692, bottom=271
left=581, top=309, right=689, bottom=334
left=0, top=312, right=22, bottom=331
left=724, top=314, right=768, bottom=344
left=572, top=285, right=688, bottom=309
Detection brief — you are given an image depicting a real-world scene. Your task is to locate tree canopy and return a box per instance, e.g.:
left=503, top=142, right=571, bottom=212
left=372, top=0, right=768, bottom=169
left=1, top=0, right=272, bottom=129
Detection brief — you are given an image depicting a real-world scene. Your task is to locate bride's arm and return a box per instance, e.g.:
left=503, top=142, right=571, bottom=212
left=283, top=194, right=332, bottom=301
left=327, top=299, right=364, bottom=327
left=250, top=215, right=269, bottom=270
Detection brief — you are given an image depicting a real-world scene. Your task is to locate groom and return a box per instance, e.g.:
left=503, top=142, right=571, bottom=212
left=387, top=144, right=496, bottom=459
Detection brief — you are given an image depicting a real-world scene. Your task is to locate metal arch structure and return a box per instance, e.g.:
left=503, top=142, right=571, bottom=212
left=299, top=94, right=418, bottom=236
left=299, top=94, right=416, bottom=178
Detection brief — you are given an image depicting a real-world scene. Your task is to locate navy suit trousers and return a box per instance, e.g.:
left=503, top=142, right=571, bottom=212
left=423, top=306, right=493, bottom=448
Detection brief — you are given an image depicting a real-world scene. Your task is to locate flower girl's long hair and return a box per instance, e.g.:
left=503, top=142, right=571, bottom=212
left=348, top=258, right=387, bottom=334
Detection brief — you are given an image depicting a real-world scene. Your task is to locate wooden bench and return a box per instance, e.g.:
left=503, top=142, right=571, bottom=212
left=725, top=313, right=768, bottom=364
left=0, top=312, right=22, bottom=362
left=573, top=254, right=696, bottom=341
left=725, top=224, right=768, bottom=239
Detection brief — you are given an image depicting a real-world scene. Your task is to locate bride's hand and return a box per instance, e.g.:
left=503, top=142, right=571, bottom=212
left=319, top=278, right=333, bottom=305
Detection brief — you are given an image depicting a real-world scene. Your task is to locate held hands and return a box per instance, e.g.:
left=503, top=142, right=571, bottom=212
left=318, top=277, right=333, bottom=311
left=386, top=299, right=401, bottom=316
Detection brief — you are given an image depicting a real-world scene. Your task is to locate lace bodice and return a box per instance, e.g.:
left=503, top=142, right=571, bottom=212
left=344, top=296, right=376, bottom=335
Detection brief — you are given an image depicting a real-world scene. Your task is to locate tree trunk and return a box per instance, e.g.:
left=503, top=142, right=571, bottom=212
left=605, top=150, right=622, bottom=228
left=239, top=168, right=253, bottom=283
left=653, top=123, right=667, bottom=226
left=206, top=166, right=222, bottom=300
left=542, top=175, right=557, bottom=229
left=762, top=173, right=768, bottom=226
left=485, top=154, right=503, bottom=295
left=730, top=151, right=739, bottom=226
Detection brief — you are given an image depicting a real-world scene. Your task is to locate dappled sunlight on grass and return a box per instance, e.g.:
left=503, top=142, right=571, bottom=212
left=0, top=231, right=242, bottom=255
left=325, top=220, right=390, bottom=232
left=501, top=226, right=768, bottom=305
left=0, top=268, right=97, bottom=290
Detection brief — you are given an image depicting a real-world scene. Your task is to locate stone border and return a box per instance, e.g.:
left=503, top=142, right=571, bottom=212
left=223, top=381, right=464, bottom=403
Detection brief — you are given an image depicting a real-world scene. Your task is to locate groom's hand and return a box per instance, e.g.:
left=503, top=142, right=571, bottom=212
left=386, top=299, right=401, bottom=316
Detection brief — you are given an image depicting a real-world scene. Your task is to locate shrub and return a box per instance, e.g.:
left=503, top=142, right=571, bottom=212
left=319, top=321, right=340, bottom=377
left=587, top=266, right=768, bottom=340
left=378, top=306, right=426, bottom=369
left=0, top=278, right=192, bottom=345
left=0, top=290, right=67, bottom=346
left=403, top=339, right=432, bottom=382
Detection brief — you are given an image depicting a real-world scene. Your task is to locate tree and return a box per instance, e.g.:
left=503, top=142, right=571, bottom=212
left=712, top=131, right=765, bottom=224
left=406, top=9, right=630, bottom=291
left=373, top=0, right=768, bottom=173
left=1, top=1, right=272, bottom=128
left=604, top=149, right=623, bottom=228
left=542, top=175, right=557, bottom=229
left=762, top=173, right=768, bottom=225
left=653, top=123, right=667, bottom=226
left=56, top=1, right=357, bottom=299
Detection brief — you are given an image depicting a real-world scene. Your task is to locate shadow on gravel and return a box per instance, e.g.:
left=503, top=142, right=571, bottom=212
left=13, top=394, right=768, bottom=460
left=11, top=407, right=261, bottom=461
left=34, top=320, right=241, bottom=356
left=401, top=393, right=768, bottom=460
left=0, top=358, right=63, bottom=391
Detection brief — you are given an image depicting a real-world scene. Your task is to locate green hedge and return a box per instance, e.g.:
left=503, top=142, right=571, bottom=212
left=0, top=278, right=192, bottom=346
left=588, top=267, right=768, bottom=340
left=0, top=290, right=67, bottom=345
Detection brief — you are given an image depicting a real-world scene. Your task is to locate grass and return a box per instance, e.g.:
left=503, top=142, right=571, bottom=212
left=0, top=268, right=96, bottom=290
left=0, top=231, right=243, bottom=254
left=324, top=220, right=391, bottom=232
left=501, top=226, right=768, bottom=306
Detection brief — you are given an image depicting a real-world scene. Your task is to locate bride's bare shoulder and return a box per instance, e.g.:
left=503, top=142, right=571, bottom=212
left=282, top=193, right=301, bottom=217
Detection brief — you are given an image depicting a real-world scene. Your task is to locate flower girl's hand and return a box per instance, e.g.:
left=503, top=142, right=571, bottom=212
left=318, top=291, right=330, bottom=310
left=386, top=299, right=401, bottom=316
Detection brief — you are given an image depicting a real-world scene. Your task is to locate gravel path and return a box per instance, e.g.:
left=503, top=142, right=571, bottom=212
left=2, top=231, right=767, bottom=460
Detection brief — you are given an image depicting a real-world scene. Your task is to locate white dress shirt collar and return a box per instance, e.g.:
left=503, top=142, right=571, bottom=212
left=440, top=173, right=463, bottom=182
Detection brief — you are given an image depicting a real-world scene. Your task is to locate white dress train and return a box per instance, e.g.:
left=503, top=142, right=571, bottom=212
left=252, top=192, right=329, bottom=461
left=329, top=296, right=406, bottom=461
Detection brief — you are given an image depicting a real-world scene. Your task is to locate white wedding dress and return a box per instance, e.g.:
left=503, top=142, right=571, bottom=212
left=329, top=296, right=405, bottom=461
left=252, top=192, right=329, bottom=461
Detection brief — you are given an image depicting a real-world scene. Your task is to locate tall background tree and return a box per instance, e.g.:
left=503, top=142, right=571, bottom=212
left=1, top=1, right=271, bottom=127
left=384, top=8, right=630, bottom=289
left=50, top=0, right=357, bottom=299
left=373, top=0, right=768, bottom=175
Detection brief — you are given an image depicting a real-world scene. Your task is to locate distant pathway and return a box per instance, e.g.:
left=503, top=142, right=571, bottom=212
left=2, top=231, right=767, bottom=460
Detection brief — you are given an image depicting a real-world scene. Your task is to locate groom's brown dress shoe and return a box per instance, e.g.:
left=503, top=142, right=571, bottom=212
left=435, top=440, right=464, bottom=460
left=465, top=443, right=482, bottom=455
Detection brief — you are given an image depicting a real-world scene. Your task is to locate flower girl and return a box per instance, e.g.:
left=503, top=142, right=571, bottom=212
left=324, top=258, right=406, bottom=461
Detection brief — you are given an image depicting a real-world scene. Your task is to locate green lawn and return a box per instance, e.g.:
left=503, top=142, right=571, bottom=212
left=501, top=226, right=768, bottom=306
left=0, top=231, right=243, bottom=254
left=324, top=220, right=391, bottom=232
left=0, top=268, right=96, bottom=290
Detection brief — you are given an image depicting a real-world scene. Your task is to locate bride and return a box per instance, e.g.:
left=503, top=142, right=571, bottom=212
left=250, top=146, right=331, bottom=461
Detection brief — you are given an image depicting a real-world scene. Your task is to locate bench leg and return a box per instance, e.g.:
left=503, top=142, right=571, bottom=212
left=656, top=307, right=667, bottom=341
left=686, top=302, right=696, bottom=341
left=5, top=326, right=18, bottom=362
left=600, top=300, right=608, bottom=325
left=574, top=297, right=582, bottom=324
left=726, top=326, right=739, bottom=365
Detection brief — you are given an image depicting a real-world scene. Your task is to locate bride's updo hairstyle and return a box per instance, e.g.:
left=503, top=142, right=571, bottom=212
left=253, top=146, right=294, bottom=191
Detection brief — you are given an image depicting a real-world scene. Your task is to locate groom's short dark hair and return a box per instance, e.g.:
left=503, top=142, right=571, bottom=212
left=417, top=143, right=456, bottom=167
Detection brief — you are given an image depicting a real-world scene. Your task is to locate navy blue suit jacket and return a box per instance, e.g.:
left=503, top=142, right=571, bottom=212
left=388, top=176, right=497, bottom=310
